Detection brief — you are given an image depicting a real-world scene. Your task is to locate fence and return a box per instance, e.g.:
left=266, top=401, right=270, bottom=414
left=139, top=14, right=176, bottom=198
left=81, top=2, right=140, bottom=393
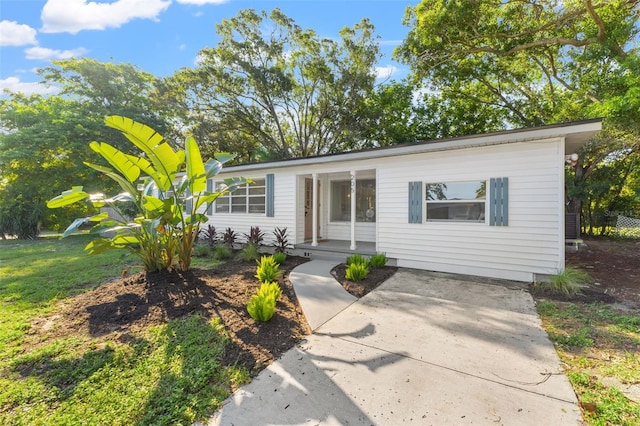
left=615, top=215, right=640, bottom=239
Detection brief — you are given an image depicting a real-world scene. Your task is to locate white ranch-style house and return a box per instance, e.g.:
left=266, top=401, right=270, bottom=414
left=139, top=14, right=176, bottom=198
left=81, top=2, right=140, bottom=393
left=202, top=119, right=602, bottom=282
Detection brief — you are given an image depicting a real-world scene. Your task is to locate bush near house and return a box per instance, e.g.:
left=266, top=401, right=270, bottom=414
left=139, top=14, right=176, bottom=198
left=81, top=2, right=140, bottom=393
left=46, top=116, right=248, bottom=272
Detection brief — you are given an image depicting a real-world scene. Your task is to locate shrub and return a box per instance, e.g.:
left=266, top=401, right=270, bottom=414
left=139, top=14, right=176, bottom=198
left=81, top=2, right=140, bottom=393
left=46, top=115, right=247, bottom=272
left=255, top=255, right=281, bottom=283
left=201, top=225, right=218, bottom=248
left=247, top=282, right=282, bottom=322
left=193, top=244, right=211, bottom=258
left=213, top=244, right=233, bottom=260
left=259, top=281, right=282, bottom=300
left=222, top=227, right=237, bottom=249
left=272, top=227, right=292, bottom=254
left=238, top=243, right=260, bottom=261
left=369, top=253, right=387, bottom=268
left=535, top=266, right=590, bottom=296
left=272, top=252, right=287, bottom=265
left=346, top=253, right=368, bottom=266
left=243, top=226, right=265, bottom=247
left=345, top=262, right=369, bottom=281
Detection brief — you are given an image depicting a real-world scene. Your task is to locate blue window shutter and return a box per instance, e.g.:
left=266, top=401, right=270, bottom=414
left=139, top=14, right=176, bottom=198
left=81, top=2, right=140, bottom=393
left=408, top=181, right=423, bottom=223
left=489, top=177, right=509, bottom=226
left=206, top=179, right=213, bottom=215
left=266, top=173, right=275, bottom=217
left=185, top=189, right=192, bottom=214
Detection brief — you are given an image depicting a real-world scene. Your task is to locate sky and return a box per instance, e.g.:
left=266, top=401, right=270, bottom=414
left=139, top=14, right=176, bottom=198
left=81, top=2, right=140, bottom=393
left=0, top=0, right=417, bottom=96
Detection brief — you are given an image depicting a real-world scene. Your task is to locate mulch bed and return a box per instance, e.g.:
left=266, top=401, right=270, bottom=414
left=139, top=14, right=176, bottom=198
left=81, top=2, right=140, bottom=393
left=533, top=239, right=640, bottom=308
left=331, top=264, right=398, bottom=298
left=30, top=256, right=311, bottom=376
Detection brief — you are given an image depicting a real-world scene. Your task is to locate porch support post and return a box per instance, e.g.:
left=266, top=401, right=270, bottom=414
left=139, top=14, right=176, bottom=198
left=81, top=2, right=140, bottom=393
left=350, top=170, right=357, bottom=250
left=312, top=173, right=318, bottom=247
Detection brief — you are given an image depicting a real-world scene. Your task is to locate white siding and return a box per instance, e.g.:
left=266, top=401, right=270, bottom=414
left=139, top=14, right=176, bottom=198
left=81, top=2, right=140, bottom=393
left=376, top=139, right=565, bottom=281
left=205, top=172, right=297, bottom=245
left=207, top=137, right=567, bottom=282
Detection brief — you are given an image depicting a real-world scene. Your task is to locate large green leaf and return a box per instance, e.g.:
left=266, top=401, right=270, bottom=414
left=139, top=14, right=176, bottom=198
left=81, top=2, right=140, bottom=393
left=185, top=136, right=206, bottom=193
left=142, top=195, right=170, bottom=217
left=105, top=192, right=136, bottom=204
left=185, top=213, right=208, bottom=225
left=89, top=221, right=129, bottom=235
left=89, top=141, right=141, bottom=183
left=195, top=192, right=223, bottom=210
left=112, top=235, right=139, bottom=246
left=204, top=159, right=223, bottom=178
left=214, top=152, right=236, bottom=165
left=104, top=116, right=183, bottom=191
left=47, top=186, right=89, bottom=208
left=60, top=211, right=109, bottom=238
left=85, top=238, right=115, bottom=255
left=84, top=162, right=138, bottom=197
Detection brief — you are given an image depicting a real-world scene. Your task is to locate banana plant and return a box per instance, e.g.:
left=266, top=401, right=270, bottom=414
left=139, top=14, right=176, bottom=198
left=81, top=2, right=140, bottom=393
left=48, top=116, right=248, bottom=272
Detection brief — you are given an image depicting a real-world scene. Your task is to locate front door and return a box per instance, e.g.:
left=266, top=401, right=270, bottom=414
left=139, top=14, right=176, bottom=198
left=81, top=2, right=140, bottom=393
left=304, top=178, right=320, bottom=241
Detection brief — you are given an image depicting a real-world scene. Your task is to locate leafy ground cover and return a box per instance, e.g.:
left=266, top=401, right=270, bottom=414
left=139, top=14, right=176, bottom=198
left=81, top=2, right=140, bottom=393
left=534, top=239, right=640, bottom=425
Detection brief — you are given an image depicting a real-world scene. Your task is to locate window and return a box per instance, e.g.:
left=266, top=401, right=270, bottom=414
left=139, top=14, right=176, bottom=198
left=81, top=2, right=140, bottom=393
left=215, top=178, right=266, bottom=214
left=425, top=181, right=486, bottom=222
left=330, top=179, right=376, bottom=222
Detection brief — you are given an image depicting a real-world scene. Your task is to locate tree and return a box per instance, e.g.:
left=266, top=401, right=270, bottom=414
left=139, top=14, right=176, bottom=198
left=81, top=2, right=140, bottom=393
left=0, top=94, right=96, bottom=238
left=0, top=59, right=174, bottom=238
left=359, top=80, right=420, bottom=147
left=159, top=8, right=381, bottom=161
left=395, top=0, right=640, bottom=233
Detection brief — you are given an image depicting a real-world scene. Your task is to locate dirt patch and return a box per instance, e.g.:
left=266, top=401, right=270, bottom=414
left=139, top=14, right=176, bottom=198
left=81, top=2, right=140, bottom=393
left=535, top=239, right=640, bottom=309
left=30, top=256, right=311, bottom=376
left=331, top=264, right=398, bottom=298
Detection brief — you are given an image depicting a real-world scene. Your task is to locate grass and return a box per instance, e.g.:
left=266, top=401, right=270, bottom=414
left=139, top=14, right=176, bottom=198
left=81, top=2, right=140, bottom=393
left=534, top=266, right=591, bottom=296
left=0, top=235, right=246, bottom=425
left=537, top=301, right=640, bottom=425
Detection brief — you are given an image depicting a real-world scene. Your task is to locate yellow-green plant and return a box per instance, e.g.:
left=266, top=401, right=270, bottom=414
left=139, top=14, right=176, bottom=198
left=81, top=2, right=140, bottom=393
left=346, top=262, right=369, bottom=281
left=346, top=253, right=368, bottom=266
left=369, top=253, right=387, bottom=268
left=247, top=282, right=282, bottom=321
left=47, top=116, right=248, bottom=272
left=255, top=255, right=281, bottom=283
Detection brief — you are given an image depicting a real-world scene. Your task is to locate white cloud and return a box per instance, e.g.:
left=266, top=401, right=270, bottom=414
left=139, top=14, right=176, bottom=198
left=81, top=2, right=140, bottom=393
left=0, top=77, right=60, bottom=96
left=0, top=20, right=38, bottom=46
left=176, top=0, right=228, bottom=4
left=375, top=65, right=399, bottom=80
left=40, top=0, right=171, bottom=34
left=25, top=46, right=89, bottom=60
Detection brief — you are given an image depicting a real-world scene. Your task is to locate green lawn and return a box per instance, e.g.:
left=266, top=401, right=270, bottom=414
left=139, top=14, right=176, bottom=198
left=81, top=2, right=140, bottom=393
left=537, top=301, right=640, bottom=425
left=0, top=236, right=247, bottom=425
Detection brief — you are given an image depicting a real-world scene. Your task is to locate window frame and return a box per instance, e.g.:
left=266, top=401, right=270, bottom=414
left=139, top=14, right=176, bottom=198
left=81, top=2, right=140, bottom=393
left=424, top=180, right=487, bottom=223
left=329, top=178, right=376, bottom=223
left=214, top=178, right=266, bottom=215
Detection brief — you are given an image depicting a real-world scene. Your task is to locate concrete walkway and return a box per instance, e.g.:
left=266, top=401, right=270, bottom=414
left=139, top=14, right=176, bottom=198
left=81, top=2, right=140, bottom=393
left=209, top=262, right=582, bottom=425
left=289, top=259, right=357, bottom=330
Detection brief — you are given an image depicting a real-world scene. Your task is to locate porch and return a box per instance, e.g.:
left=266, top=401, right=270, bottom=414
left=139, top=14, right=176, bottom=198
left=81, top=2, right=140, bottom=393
left=292, top=240, right=379, bottom=262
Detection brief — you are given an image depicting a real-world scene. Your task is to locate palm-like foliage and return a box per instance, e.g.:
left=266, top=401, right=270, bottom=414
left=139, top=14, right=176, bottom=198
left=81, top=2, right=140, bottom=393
left=48, top=116, right=248, bottom=272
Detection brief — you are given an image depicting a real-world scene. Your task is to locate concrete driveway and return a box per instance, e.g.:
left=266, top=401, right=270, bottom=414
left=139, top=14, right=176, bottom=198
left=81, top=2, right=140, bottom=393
left=210, top=268, right=582, bottom=425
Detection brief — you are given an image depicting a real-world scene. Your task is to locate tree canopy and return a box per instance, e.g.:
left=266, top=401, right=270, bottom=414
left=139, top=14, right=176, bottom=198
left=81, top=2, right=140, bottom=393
left=395, top=0, right=640, bottom=234
left=0, top=59, right=172, bottom=237
left=160, top=8, right=381, bottom=162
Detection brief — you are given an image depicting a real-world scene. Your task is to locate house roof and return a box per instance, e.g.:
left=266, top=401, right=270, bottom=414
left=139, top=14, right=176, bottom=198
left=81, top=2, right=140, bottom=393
left=220, top=118, right=602, bottom=173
